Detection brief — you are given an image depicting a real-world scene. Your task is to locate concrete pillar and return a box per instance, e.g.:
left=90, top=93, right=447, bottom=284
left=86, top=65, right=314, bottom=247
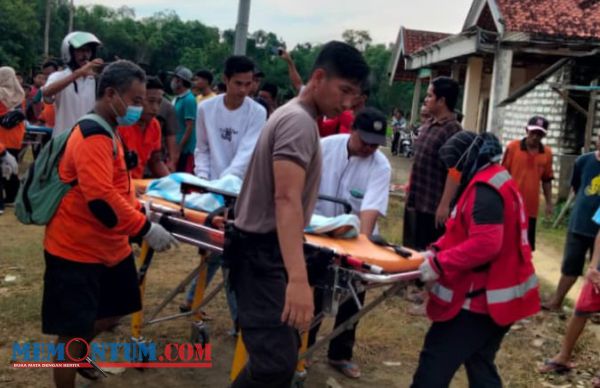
left=410, top=77, right=423, bottom=125
left=462, top=57, right=483, bottom=131
left=487, top=48, right=513, bottom=134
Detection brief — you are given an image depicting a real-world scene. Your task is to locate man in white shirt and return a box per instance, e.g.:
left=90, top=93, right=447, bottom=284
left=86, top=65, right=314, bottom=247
left=194, top=55, right=267, bottom=180
left=309, top=107, right=391, bottom=379
left=42, top=31, right=103, bottom=137
left=182, top=56, right=267, bottom=325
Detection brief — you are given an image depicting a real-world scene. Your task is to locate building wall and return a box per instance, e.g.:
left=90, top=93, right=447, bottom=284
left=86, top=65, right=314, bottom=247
left=595, top=97, right=600, bottom=144
left=501, top=67, right=571, bottom=199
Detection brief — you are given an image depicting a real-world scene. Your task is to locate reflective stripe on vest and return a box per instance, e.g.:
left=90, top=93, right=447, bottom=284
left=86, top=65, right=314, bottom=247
left=487, top=274, right=538, bottom=304
left=431, top=282, right=453, bottom=303
left=488, top=170, right=511, bottom=190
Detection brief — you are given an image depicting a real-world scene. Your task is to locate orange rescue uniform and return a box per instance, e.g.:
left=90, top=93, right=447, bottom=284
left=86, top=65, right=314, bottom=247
left=39, top=103, right=56, bottom=128
left=118, top=117, right=162, bottom=179
left=502, top=138, right=554, bottom=218
left=0, top=101, right=26, bottom=150
left=44, top=117, right=150, bottom=266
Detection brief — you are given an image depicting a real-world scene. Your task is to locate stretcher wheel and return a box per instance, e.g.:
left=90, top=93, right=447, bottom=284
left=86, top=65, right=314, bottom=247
left=190, top=321, right=209, bottom=348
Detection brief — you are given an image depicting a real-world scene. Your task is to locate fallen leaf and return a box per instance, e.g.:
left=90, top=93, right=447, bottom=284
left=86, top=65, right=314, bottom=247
left=326, top=377, right=343, bottom=388
left=102, top=367, right=126, bottom=375
left=541, top=382, right=571, bottom=388
left=532, top=339, right=544, bottom=347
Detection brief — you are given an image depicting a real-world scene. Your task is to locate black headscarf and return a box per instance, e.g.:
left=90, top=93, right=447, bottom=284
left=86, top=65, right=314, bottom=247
left=440, top=131, right=503, bottom=199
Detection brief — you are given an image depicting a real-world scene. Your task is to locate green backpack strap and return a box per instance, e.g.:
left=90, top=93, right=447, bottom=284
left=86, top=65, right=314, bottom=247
left=79, top=113, right=118, bottom=157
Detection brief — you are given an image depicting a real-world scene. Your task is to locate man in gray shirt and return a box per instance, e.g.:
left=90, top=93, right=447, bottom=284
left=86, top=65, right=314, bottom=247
left=225, top=41, right=369, bottom=388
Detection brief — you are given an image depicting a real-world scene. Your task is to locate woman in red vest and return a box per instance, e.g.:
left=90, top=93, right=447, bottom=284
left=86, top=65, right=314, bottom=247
left=411, top=131, right=540, bottom=387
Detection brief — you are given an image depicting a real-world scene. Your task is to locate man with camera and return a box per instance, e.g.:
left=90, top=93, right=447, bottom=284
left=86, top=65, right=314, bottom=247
left=42, top=31, right=104, bottom=137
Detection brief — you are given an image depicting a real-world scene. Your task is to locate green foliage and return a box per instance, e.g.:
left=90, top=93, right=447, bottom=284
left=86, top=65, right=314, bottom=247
left=0, top=1, right=415, bottom=115
left=0, top=0, right=40, bottom=69
left=342, top=29, right=372, bottom=52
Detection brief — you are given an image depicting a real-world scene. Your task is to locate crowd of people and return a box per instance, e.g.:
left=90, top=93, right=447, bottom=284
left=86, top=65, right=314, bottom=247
left=0, top=29, right=599, bottom=388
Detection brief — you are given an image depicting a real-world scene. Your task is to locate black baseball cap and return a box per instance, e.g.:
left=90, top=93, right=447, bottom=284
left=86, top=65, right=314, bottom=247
left=353, top=107, right=387, bottom=146
left=526, top=115, right=549, bottom=134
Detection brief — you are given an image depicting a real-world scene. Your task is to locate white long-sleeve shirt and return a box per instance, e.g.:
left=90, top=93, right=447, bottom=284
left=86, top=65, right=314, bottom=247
left=194, top=95, right=267, bottom=180
left=315, top=134, right=391, bottom=219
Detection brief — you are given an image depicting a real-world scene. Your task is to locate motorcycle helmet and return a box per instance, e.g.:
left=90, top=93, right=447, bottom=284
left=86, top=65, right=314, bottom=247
left=61, top=31, right=101, bottom=68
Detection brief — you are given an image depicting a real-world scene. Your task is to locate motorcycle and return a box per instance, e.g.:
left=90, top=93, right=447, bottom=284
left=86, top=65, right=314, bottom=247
left=399, top=130, right=414, bottom=158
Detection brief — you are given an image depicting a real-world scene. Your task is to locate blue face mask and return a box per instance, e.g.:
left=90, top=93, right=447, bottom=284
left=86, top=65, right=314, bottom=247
left=112, top=94, right=143, bottom=126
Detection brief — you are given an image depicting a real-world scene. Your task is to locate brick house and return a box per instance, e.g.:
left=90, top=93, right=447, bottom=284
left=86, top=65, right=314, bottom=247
left=388, top=0, right=600, bottom=198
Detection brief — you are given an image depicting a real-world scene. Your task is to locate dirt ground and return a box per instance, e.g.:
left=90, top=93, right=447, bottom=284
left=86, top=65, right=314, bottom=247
left=1, top=148, right=600, bottom=387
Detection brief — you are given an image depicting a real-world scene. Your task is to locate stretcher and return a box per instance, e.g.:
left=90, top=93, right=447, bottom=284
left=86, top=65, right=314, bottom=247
left=131, top=179, right=423, bottom=385
left=19, top=124, right=52, bottom=162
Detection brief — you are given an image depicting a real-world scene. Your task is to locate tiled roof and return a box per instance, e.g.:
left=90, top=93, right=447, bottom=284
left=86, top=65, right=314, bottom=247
left=403, top=28, right=450, bottom=55
left=496, top=0, right=600, bottom=40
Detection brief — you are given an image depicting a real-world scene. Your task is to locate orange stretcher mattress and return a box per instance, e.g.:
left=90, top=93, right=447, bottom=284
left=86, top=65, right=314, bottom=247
left=135, top=180, right=423, bottom=273
left=305, top=234, right=422, bottom=273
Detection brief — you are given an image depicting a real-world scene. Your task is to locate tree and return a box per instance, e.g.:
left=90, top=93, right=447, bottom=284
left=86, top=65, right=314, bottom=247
left=0, top=0, right=413, bottom=114
left=342, top=29, right=372, bottom=52
left=0, top=0, right=39, bottom=70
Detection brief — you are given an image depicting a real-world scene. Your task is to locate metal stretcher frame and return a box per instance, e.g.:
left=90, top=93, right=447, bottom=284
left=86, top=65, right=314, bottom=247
left=130, top=180, right=423, bottom=385
left=19, top=124, right=53, bottom=162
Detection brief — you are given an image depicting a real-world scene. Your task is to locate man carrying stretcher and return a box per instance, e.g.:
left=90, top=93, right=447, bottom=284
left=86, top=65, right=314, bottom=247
left=42, top=61, right=178, bottom=388
left=308, top=106, right=391, bottom=378
left=224, top=41, right=369, bottom=388
left=412, top=131, right=540, bottom=387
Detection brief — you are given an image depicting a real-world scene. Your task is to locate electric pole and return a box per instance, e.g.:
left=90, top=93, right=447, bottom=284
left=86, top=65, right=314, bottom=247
left=68, top=0, right=74, bottom=33
left=233, top=0, right=251, bottom=55
left=44, top=0, right=52, bottom=57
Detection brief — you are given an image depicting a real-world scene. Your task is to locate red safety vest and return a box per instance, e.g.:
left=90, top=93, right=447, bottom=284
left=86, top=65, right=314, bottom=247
left=427, top=164, right=540, bottom=326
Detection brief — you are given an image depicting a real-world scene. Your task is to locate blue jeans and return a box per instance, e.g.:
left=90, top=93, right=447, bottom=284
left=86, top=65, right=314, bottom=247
left=186, top=253, right=237, bottom=326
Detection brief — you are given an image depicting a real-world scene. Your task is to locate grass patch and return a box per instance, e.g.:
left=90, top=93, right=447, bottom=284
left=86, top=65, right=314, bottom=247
left=1, top=180, right=599, bottom=386
left=379, top=196, right=404, bottom=245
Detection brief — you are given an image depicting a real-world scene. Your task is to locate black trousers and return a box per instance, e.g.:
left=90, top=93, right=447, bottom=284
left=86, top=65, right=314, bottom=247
left=411, top=310, right=510, bottom=388
left=403, top=208, right=445, bottom=250
left=0, top=148, right=20, bottom=209
left=527, top=217, right=537, bottom=251
left=391, top=132, right=400, bottom=154
left=225, top=225, right=299, bottom=388
left=308, top=287, right=366, bottom=361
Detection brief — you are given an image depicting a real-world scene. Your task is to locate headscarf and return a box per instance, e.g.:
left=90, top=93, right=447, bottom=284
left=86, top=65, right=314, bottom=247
left=0, top=67, right=25, bottom=113
left=440, top=130, right=503, bottom=199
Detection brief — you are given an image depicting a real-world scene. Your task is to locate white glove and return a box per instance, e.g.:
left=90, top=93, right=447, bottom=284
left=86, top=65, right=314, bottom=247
left=143, top=222, right=179, bottom=252
left=1, top=152, right=18, bottom=179
left=418, top=251, right=440, bottom=282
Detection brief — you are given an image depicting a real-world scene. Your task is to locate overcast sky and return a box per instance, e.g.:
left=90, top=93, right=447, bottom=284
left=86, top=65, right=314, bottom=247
left=76, top=0, right=474, bottom=47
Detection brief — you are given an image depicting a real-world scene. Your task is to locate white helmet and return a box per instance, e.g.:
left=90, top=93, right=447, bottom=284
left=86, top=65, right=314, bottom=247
left=61, top=31, right=101, bottom=65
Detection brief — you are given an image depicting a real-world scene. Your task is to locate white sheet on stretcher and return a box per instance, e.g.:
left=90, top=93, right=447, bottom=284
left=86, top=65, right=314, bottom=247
left=145, top=173, right=360, bottom=238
